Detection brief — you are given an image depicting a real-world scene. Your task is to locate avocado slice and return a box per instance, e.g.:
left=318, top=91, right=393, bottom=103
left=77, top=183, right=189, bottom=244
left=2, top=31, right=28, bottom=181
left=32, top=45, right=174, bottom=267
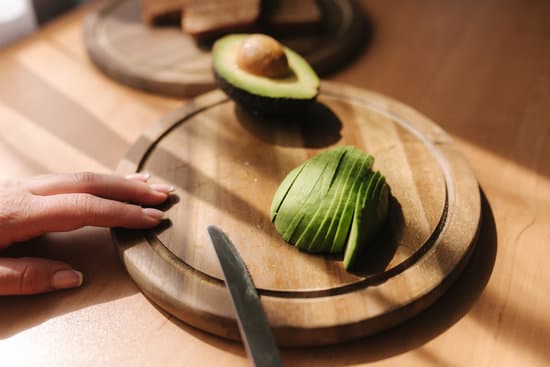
left=306, top=148, right=355, bottom=253
left=274, top=148, right=342, bottom=242
left=330, top=152, right=374, bottom=253
left=274, top=155, right=329, bottom=242
left=212, top=34, right=320, bottom=116
left=307, top=147, right=366, bottom=253
left=342, top=173, right=376, bottom=270
left=290, top=148, right=347, bottom=250
left=343, top=171, right=389, bottom=271
left=295, top=148, right=350, bottom=252
left=270, top=163, right=305, bottom=221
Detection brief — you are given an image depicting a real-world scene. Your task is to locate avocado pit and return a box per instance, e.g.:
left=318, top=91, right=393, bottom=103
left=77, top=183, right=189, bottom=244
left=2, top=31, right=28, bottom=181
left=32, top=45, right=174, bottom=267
left=236, top=34, right=290, bottom=78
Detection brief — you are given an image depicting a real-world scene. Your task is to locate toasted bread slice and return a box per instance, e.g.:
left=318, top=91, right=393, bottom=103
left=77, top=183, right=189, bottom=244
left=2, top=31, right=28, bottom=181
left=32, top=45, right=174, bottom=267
left=181, top=0, right=260, bottom=41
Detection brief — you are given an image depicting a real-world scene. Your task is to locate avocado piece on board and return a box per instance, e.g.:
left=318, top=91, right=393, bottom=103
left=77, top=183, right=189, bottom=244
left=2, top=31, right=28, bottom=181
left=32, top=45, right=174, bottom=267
left=270, top=163, right=305, bottom=221
left=330, top=152, right=374, bottom=254
left=270, top=146, right=389, bottom=271
left=212, top=34, right=320, bottom=116
left=273, top=149, right=337, bottom=241
left=295, top=148, right=350, bottom=252
left=343, top=171, right=389, bottom=271
left=306, top=147, right=368, bottom=253
left=290, top=148, right=347, bottom=250
left=305, top=148, right=355, bottom=253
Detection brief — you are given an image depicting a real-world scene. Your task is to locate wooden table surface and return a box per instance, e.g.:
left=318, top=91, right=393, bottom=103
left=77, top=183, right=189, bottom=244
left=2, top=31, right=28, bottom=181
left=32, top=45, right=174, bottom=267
left=0, top=1, right=548, bottom=366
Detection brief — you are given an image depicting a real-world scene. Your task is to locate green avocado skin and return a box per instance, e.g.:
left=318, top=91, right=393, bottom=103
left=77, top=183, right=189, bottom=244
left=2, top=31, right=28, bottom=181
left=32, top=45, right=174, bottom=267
left=214, top=70, right=316, bottom=117
left=271, top=146, right=389, bottom=271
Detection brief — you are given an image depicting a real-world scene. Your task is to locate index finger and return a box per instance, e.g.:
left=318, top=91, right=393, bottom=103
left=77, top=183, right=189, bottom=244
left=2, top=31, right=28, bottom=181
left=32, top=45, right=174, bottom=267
left=24, top=172, right=173, bottom=206
left=29, top=193, right=167, bottom=234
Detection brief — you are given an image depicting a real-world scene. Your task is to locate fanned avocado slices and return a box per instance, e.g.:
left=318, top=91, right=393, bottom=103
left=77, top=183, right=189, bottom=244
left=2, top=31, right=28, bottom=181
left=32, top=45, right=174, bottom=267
left=271, top=146, right=389, bottom=272
left=294, top=148, right=349, bottom=252
left=273, top=148, right=344, bottom=242
left=279, top=148, right=346, bottom=246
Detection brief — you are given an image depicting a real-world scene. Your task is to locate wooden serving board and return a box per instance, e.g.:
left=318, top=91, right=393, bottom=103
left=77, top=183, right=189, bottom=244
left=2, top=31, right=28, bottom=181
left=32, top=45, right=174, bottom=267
left=112, top=82, right=481, bottom=346
left=84, top=0, right=366, bottom=98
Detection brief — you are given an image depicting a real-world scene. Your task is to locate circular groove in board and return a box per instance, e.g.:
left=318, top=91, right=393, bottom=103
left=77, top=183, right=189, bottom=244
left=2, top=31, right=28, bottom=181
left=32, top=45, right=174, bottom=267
left=112, top=82, right=481, bottom=346
left=83, top=0, right=367, bottom=97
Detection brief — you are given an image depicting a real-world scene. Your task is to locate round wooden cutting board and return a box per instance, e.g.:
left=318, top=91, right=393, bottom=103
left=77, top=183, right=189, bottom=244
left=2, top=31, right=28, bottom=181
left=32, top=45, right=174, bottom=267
left=112, top=82, right=481, bottom=346
left=84, top=0, right=366, bottom=98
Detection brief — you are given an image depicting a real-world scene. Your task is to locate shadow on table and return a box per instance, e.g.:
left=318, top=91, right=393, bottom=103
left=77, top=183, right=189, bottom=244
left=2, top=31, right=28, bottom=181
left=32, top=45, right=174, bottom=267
left=281, top=189, right=497, bottom=365
left=0, top=227, right=139, bottom=339
left=161, top=189, right=497, bottom=365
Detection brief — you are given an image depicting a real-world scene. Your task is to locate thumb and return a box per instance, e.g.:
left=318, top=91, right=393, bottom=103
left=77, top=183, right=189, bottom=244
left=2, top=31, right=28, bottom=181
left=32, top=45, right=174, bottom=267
left=0, top=257, right=83, bottom=295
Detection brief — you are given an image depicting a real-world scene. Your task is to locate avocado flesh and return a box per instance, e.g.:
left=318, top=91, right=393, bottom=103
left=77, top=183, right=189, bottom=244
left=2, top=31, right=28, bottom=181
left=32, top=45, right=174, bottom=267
left=330, top=153, right=374, bottom=254
left=343, top=172, right=389, bottom=271
left=270, top=163, right=304, bottom=221
left=271, top=146, right=389, bottom=272
left=308, top=148, right=366, bottom=253
left=291, top=148, right=347, bottom=250
left=342, top=173, right=377, bottom=270
left=296, top=148, right=351, bottom=253
left=274, top=158, right=327, bottom=242
left=306, top=149, right=355, bottom=253
left=274, top=148, right=343, bottom=242
left=212, top=34, right=320, bottom=115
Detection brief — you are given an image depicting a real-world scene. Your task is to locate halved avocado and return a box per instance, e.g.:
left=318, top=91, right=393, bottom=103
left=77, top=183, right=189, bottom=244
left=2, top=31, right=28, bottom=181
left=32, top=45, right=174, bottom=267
left=212, top=34, right=320, bottom=116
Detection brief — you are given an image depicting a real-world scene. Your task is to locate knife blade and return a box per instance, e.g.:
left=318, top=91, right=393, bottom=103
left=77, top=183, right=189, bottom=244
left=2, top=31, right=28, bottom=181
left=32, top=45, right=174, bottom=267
left=207, top=225, right=284, bottom=367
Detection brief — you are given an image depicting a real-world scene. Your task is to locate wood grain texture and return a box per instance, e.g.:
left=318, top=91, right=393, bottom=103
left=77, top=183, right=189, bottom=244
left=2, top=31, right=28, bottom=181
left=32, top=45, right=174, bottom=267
left=83, top=0, right=367, bottom=97
left=1, top=0, right=549, bottom=366
left=111, top=82, right=480, bottom=346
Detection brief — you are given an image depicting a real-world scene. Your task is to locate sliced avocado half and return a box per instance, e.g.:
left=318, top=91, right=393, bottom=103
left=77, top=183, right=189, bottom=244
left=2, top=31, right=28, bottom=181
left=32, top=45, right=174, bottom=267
left=213, top=34, right=320, bottom=116
left=271, top=146, right=390, bottom=272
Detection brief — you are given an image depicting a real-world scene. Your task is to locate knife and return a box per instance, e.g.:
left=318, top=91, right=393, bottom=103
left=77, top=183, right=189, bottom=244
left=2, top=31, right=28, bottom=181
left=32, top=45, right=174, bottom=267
left=207, top=225, right=284, bottom=367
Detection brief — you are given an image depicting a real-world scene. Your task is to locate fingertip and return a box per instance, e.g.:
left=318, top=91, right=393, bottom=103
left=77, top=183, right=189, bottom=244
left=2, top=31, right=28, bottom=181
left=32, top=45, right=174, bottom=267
left=51, top=269, right=83, bottom=290
left=150, top=183, right=175, bottom=194
left=0, top=258, right=83, bottom=295
left=125, top=172, right=151, bottom=182
left=142, top=208, right=167, bottom=222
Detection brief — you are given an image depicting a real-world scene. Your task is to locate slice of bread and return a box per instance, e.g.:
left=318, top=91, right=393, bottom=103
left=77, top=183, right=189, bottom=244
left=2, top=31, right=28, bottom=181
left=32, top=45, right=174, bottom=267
left=181, top=0, right=260, bottom=42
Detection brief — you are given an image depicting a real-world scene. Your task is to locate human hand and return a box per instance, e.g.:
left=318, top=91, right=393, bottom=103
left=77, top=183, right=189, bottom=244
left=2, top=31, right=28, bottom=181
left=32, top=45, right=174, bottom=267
left=0, top=172, right=173, bottom=296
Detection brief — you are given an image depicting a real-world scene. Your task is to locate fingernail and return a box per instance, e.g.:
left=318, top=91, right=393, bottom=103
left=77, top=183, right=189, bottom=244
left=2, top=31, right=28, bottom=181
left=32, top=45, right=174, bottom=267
left=143, top=207, right=166, bottom=221
left=150, top=183, right=175, bottom=194
left=126, top=172, right=151, bottom=181
left=51, top=270, right=83, bottom=289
